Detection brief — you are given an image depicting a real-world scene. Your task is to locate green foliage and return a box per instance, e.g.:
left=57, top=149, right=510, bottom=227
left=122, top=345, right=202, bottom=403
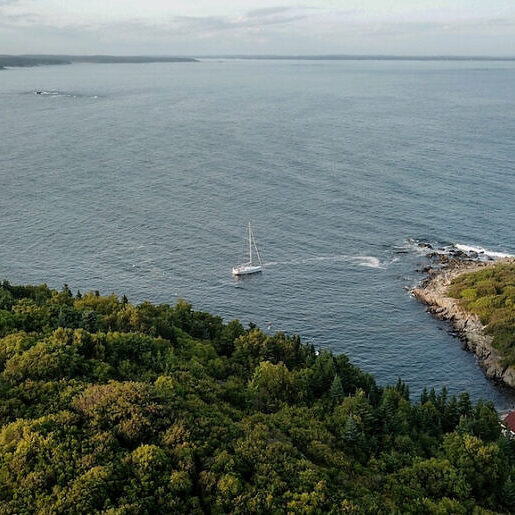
left=249, top=361, right=306, bottom=411
left=0, top=280, right=512, bottom=513
left=443, top=433, right=508, bottom=506
left=449, top=263, right=515, bottom=366
left=329, top=374, right=344, bottom=402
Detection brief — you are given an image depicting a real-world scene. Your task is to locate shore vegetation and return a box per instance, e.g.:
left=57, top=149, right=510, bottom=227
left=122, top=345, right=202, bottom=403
left=449, top=263, right=515, bottom=366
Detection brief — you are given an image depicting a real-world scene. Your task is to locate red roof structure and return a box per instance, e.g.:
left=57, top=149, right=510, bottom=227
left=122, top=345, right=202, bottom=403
left=503, top=412, right=515, bottom=433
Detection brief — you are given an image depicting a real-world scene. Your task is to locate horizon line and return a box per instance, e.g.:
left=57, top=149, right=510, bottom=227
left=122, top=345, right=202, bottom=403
left=7, top=53, right=515, bottom=61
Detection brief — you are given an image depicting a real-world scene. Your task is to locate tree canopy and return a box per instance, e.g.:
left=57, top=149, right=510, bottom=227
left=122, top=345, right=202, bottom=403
left=0, top=279, right=514, bottom=513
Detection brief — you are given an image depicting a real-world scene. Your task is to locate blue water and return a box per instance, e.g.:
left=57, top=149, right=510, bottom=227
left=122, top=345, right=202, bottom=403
left=1, top=60, right=515, bottom=407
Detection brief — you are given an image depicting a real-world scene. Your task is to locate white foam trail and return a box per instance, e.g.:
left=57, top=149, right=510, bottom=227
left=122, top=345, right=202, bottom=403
left=351, top=256, right=382, bottom=268
left=33, top=90, right=98, bottom=99
left=264, top=255, right=347, bottom=267
left=264, top=254, right=386, bottom=269
left=455, top=244, right=513, bottom=259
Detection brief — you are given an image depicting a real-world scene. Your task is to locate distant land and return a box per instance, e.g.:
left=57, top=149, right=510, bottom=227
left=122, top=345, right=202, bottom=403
left=0, top=56, right=71, bottom=68
left=203, top=54, right=515, bottom=61
left=1, top=54, right=515, bottom=70
left=0, top=55, right=197, bottom=68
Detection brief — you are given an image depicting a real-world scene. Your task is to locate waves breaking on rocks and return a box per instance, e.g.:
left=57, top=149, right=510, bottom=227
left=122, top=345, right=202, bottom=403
left=399, top=238, right=514, bottom=263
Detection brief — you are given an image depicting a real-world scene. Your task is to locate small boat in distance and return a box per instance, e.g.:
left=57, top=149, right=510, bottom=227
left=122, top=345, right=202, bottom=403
left=232, top=223, right=263, bottom=276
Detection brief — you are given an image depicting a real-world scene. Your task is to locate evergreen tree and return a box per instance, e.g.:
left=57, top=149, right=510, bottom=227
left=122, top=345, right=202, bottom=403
left=443, top=396, right=460, bottom=432
left=457, top=392, right=472, bottom=417
left=420, top=386, right=429, bottom=405
left=62, top=283, right=72, bottom=297
left=437, top=386, right=448, bottom=412
left=395, top=378, right=409, bottom=400
left=502, top=476, right=515, bottom=511
left=330, top=374, right=344, bottom=402
left=343, top=415, right=361, bottom=443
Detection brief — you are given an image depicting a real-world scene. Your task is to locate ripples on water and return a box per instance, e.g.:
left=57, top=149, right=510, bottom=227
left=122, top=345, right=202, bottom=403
left=1, top=60, right=515, bottom=407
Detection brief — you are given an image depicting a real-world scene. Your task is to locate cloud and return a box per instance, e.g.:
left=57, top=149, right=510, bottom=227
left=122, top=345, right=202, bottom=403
left=154, top=6, right=315, bottom=36
left=0, top=4, right=316, bottom=32
left=247, top=7, right=292, bottom=18
left=0, top=11, right=43, bottom=27
left=1, top=2, right=515, bottom=55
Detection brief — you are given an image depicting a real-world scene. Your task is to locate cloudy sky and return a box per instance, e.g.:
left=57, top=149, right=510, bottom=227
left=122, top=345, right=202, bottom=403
left=1, top=0, right=515, bottom=56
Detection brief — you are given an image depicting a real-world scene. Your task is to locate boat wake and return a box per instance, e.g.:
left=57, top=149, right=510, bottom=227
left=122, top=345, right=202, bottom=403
left=264, top=254, right=390, bottom=269
left=31, top=89, right=100, bottom=99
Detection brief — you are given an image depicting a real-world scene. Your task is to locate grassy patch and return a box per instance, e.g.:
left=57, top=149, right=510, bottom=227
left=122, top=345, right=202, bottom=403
left=448, top=263, right=515, bottom=365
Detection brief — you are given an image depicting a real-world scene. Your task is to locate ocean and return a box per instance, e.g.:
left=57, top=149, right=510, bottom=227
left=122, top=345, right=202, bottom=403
left=1, top=59, right=514, bottom=407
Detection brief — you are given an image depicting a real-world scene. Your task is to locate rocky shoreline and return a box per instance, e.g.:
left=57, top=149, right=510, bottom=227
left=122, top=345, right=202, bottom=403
left=412, top=249, right=515, bottom=389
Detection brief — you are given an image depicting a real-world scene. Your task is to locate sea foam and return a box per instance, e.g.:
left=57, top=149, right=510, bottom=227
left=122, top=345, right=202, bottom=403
left=455, top=244, right=514, bottom=259
left=264, top=255, right=385, bottom=269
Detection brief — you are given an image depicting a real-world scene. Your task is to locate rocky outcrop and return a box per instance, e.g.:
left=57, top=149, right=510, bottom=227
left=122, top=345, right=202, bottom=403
left=412, top=258, right=515, bottom=389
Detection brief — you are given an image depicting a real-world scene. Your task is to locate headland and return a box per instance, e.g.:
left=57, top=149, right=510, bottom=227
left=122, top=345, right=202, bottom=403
left=412, top=249, right=515, bottom=389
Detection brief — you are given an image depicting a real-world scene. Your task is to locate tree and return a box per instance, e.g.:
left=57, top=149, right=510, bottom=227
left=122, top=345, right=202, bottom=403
left=457, top=392, right=472, bottom=417
left=343, top=415, right=361, bottom=444
left=443, top=432, right=508, bottom=503
left=249, top=361, right=304, bottom=412
left=309, top=350, right=336, bottom=397
left=330, top=374, right=344, bottom=402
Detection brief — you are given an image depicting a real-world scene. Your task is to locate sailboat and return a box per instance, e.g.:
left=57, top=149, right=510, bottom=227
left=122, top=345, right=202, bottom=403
left=232, top=223, right=263, bottom=276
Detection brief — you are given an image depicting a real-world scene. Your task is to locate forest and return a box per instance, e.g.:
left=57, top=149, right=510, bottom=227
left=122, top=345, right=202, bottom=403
left=0, top=280, right=514, bottom=514
left=0, top=56, right=70, bottom=68
left=0, top=55, right=196, bottom=68
left=449, top=263, right=515, bottom=367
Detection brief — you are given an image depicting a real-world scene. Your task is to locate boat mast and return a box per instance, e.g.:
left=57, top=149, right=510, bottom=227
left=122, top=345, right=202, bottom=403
left=248, top=222, right=252, bottom=265
left=249, top=223, right=262, bottom=266
left=254, top=238, right=263, bottom=266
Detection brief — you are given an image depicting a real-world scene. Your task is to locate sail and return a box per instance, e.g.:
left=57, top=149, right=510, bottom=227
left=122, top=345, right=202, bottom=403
left=232, top=223, right=263, bottom=276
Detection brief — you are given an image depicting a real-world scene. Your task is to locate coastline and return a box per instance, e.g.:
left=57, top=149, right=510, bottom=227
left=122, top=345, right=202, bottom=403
left=412, top=255, right=515, bottom=389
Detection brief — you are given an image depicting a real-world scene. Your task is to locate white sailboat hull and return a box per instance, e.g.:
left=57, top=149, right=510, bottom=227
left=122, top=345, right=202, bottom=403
left=232, top=223, right=263, bottom=276
left=232, top=264, right=262, bottom=276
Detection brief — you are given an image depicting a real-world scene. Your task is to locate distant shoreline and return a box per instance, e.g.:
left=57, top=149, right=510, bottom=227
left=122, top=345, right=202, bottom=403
left=200, top=54, right=515, bottom=62
left=1, top=54, right=515, bottom=69
left=412, top=256, right=515, bottom=389
left=0, top=55, right=197, bottom=69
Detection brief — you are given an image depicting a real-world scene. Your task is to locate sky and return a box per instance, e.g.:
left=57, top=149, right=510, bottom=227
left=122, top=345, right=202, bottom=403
left=1, top=0, right=515, bottom=56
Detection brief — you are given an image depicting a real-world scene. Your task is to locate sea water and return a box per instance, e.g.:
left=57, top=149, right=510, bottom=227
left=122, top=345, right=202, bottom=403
left=1, top=59, right=514, bottom=407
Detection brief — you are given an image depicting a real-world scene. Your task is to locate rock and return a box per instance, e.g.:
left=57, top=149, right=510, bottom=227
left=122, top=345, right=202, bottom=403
left=417, top=242, right=433, bottom=249
left=502, top=367, right=515, bottom=389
